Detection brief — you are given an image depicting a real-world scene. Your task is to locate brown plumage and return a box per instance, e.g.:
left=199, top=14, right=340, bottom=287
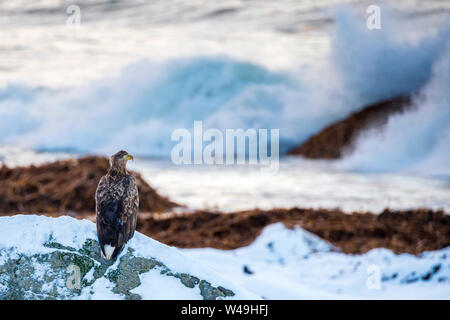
left=95, top=150, right=139, bottom=260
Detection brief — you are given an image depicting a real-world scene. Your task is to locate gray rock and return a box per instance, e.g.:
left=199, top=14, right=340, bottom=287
left=0, top=237, right=235, bottom=300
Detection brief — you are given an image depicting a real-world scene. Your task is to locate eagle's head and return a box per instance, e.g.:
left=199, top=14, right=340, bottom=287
left=110, top=150, right=134, bottom=170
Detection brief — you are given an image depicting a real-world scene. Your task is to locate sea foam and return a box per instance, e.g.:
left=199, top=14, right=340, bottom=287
left=0, top=7, right=448, bottom=176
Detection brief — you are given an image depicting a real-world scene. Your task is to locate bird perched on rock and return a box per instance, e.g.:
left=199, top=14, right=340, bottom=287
left=95, top=150, right=139, bottom=260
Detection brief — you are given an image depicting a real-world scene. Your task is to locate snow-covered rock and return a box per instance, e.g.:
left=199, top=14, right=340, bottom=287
left=184, top=223, right=450, bottom=299
left=0, top=215, right=260, bottom=300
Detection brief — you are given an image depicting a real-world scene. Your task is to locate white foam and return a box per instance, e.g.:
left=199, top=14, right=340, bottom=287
left=0, top=6, right=448, bottom=176
left=338, top=41, right=450, bottom=176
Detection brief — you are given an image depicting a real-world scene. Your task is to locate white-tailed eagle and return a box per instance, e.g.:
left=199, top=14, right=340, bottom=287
left=95, top=150, right=139, bottom=260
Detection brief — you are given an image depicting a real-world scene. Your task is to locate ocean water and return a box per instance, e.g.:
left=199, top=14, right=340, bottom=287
left=0, top=1, right=449, bottom=213
left=1, top=147, right=449, bottom=213
left=134, top=157, right=450, bottom=213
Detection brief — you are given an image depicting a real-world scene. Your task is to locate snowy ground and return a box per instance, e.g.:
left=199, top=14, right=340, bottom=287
left=0, top=215, right=448, bottom=300
left=0, top=215, right=259, bottom=300
left=183, top=223, right=450, bottom=299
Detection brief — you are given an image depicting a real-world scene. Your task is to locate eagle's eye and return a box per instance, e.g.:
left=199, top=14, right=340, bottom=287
left=111, top=150, right=133, bottom=161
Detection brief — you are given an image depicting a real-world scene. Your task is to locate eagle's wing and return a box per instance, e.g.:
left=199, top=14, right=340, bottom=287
left=95, top=175, right=139, bottom=260
left=121, top=174, right=139, bottom=242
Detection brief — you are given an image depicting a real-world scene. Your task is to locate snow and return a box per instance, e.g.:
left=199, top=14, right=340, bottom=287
left=183, top=223, right=450, bottom=299
left=1, top=215, right=448, bottom=300
left=79, top=277, right=122, bottom=300
left=0, top=214, right=95, bottom=255
left=0, top=215, right=260, bottom=300
left=131, top=268, right=201, bottom=300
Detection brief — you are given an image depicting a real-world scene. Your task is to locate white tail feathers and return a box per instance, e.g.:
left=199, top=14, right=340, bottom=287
left=102, top=244, right=116, bottom=260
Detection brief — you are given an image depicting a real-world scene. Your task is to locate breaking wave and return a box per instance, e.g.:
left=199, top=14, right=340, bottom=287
left=0, top=6, right=448, bottom=176
left=337, top=41, right=450, bottom=177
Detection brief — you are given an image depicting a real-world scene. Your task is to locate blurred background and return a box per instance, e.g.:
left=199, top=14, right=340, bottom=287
left=0, top=0, right=449, bottom=213
left=0, top=0, right=449, bottom=299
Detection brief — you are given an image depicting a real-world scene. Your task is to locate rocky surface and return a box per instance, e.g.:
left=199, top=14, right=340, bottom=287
left=0, top=215, right=257, bottom=300
left=0, top=156, right=178, bottom=215
left=288, top=96, right=412, bottom=159
left=0, top=242, right=233, bottom=300
left=139, top=207, right=450, bottom=255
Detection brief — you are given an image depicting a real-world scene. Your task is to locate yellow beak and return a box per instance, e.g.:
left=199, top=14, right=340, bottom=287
left=125, top=154, right=134, bottom=161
